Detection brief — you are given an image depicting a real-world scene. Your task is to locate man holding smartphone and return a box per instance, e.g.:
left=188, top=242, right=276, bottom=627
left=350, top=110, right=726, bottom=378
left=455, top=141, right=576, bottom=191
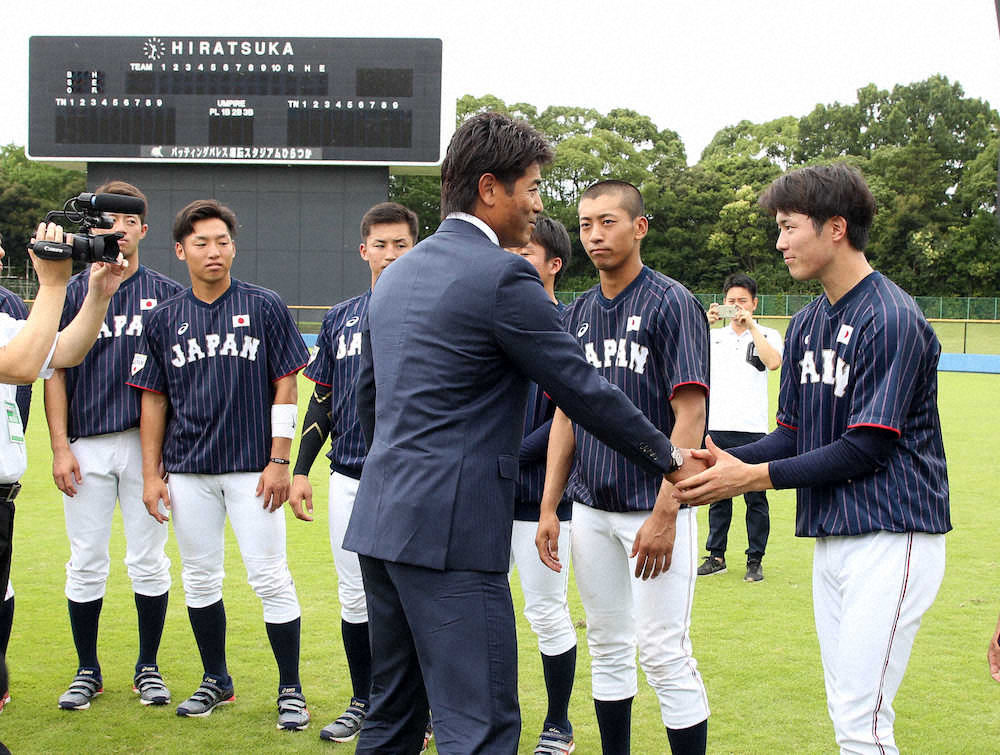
left=697, top=273, right=781, bottom=582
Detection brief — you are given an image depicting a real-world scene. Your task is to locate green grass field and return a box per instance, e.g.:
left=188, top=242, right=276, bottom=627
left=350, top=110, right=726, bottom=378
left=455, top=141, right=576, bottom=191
left=1, top=372, right=998, bottom=753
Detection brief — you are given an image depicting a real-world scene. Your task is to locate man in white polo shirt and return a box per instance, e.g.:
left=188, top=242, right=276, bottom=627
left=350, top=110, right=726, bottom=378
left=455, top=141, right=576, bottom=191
left=697, top=273, right=782, bottom=582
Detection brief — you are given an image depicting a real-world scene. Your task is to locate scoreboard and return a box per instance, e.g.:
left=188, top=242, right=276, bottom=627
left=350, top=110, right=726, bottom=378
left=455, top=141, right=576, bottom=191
left=28, top=36, right=443, bottom=165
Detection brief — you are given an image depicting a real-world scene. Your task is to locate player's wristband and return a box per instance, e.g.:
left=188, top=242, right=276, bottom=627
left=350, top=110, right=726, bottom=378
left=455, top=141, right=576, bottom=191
left=269, top=457, right=290, bottom=465
left=271, top=403, right=297, bottom=439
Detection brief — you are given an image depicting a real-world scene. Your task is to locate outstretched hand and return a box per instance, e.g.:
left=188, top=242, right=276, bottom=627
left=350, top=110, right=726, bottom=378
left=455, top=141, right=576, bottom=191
left=673, top=435, right=769, bottom=506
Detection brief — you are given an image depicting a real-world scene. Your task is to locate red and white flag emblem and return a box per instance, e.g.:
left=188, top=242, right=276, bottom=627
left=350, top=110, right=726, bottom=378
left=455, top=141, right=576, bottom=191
left=140, top=298, right=157, bottom=310
left=626, top=315, right=642, bottom=332
left=837, top=324, right=854, bottom=345
left=233, top=314, right=250, bottom=328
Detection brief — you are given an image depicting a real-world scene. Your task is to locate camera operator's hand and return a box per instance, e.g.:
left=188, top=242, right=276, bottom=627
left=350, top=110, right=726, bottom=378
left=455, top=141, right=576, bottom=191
left=732, top=305, right=753, bottom=328
left=86, top=253, right=129, bottom=301
left=28, top=222, right=74, bottom=287
left=706, top=302, right=720, bottom=324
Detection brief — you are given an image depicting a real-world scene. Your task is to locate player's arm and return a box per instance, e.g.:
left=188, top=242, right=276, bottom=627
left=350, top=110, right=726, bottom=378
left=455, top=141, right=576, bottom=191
left=49, top=253, right=127, bottom=369
left=139, top=390, right=171, bottom=523
left=43, top=369, right=82, bottom=496
left=632, top=385, right=708, bottom=580
left=989, top=610, right=1000, bottom=682
left=535, top=408, right=575, bottom=573
left=288, top=382, right=333, bottom=522
left=258, top=373, right=298, bottom=515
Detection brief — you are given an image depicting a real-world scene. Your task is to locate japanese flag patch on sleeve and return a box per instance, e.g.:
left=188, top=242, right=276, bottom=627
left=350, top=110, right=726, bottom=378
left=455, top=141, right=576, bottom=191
left=131, top=353, right=148, bottom=376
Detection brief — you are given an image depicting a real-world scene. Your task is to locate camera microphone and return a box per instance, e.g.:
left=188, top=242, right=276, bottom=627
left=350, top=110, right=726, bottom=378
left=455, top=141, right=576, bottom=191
left=76, top=192, right=146, bottom=216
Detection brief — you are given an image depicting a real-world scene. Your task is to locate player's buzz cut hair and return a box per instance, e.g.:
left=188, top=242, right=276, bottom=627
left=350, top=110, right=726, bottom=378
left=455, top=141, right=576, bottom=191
left=94, top=180, right=148, bottom=224
left=440, top=112, right=554, bottom=217
left=723, top=272, right=757, bottom=299
left=361, top=202, right=419, bottom=243
left=172, top=199, right=238, bottom=244
left=530, top=216, right=572, bottom=282
left=580, top=179, right=644, bottom=220
left=759, top=163, right=877, bottom=252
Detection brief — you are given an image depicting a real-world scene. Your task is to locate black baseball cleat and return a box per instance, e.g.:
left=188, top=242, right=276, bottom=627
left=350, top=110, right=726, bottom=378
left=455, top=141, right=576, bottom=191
left=176, top=673, right=235, bottom=717
left=58, top=668, right=103, bottom=710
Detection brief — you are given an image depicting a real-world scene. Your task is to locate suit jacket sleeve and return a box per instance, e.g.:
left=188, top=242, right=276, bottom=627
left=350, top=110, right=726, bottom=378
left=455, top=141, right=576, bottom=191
left=356, top=314, right=375, bottom=450
left=493, top=258, right=676, bottom=477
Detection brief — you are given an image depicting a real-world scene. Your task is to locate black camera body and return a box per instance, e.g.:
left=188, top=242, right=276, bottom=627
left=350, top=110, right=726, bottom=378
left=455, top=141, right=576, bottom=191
left=33, top=192, right=144, bottom=264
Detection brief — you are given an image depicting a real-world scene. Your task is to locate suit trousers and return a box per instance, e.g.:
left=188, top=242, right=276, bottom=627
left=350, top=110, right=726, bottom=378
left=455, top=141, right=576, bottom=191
left=356, top=555, right=520, bottom=755
left=704, top=430, right=769, bottom=560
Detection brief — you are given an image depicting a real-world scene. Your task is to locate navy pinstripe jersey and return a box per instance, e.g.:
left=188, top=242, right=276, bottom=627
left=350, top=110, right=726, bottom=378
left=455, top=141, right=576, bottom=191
left=302, top=290, right=370, bottom=479
left=777, top=271, right=951, bottom=537
left=59, top=266, right=183, bottom=438
left=127, top=278, right=309, bottom=474
left=564, top=267, right=709, bottom=513
left=515, top=302, right=572, bottom=521
left=0, top=286, right=31, bottom=427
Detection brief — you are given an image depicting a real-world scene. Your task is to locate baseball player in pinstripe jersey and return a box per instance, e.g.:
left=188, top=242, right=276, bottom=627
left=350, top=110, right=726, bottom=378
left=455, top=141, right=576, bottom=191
left=537, top=181, right=710, bottom=755
left=504, top=216, right=579, bottom=755
left=43, top=181, right=182, bottom=712
left=128, top=199, right=312, bottom=731
left=0, top=285, right=29, bottom=715
left=676, top=164, right=951, bottom=755
left=287, top=201, right=419, bottom=744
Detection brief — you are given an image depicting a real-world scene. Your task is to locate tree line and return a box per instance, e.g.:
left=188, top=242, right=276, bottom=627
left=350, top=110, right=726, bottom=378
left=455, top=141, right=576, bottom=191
left=392, top=76, right=1000, bottom=296
left=2, top=75, right=997, bottom=296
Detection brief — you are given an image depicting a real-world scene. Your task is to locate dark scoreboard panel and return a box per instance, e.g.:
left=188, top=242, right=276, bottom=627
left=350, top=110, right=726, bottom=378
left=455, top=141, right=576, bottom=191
left=28, top=37, right=442, bottom=164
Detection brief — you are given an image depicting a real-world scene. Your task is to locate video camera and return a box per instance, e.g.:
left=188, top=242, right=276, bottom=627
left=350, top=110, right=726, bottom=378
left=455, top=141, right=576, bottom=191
left=32, top=192, right=145, bottom=263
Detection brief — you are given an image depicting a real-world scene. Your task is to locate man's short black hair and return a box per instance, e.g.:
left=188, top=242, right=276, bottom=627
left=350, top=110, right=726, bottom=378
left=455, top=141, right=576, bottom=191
left=172, top=199, right=237, bottom=243
left=530, top=216, right=572, bottom=282
left=580, top=180, right=644, bottom=220
left=361, top=202, right=419, bottom=243
left=759, top=163, right=876, bottom=251
left=94, top=180, right=147, bottom=224
left=723, top=273, right=757, bottom=299
left=440, top=112, right=553, bottom=217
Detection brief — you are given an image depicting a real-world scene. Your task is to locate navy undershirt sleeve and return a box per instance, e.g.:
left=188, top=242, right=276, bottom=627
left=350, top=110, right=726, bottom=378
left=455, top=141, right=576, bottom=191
left=519, top=419, right=552, bottom=464
left=727, top=425, right=797, bottom=464
left=767, top=426, right=897, bottom=490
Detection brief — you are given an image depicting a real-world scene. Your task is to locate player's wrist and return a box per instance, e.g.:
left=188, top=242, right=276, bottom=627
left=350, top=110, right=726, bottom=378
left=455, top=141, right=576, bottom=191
left=269, top=457, right=290, bottom=465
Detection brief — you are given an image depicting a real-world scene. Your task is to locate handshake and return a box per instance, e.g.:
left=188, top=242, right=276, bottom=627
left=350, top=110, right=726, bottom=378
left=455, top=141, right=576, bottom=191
left=670, top=436, right=768, bottom=508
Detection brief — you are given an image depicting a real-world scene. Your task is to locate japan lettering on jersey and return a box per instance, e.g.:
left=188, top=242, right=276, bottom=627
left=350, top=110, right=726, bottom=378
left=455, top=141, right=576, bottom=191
left=564, top=267, right=709, bottom=513
left=303, top=291, right=371, bottom=479
left=60, top=266, right=183, bottom=438
left=127, top=279, right=309, bottom=474
left=777, top=272, right=951, bottom=537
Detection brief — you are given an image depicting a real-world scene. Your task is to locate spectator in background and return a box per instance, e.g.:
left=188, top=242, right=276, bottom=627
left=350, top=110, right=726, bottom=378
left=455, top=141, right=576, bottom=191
left=697, top=273, right=782, bottom=582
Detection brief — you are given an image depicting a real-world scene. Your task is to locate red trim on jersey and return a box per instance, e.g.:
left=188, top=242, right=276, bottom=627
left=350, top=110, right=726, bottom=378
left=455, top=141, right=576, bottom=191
left=304, top=373, right=332, bottom=388
left=542, top=391, right=552, bottom=401
left=776, top=418, right=798, bottom=431
left=847, top=421, right=902, bottom=438
left=126, top=382, right=164, bottom=395
left=274, top=362, right=309, bottom=382
left=668, top=380, right=709, bottom=401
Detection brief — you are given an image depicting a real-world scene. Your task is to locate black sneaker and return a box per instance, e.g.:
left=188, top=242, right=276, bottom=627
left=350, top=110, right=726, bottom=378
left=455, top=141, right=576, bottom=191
left=697, top=556, right=726, bottom=576
left=176, top=673, right=235, bottom=717
left=744, top=560, right=764, bottom=582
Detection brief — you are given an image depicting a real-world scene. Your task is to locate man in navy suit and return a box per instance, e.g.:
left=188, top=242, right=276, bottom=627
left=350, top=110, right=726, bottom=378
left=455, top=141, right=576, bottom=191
left=344, top=112, right=705, bottom=754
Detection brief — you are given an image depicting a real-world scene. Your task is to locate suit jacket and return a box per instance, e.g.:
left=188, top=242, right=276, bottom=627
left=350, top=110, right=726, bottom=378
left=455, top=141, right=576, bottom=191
left=344, top=218, right=677, bottom=572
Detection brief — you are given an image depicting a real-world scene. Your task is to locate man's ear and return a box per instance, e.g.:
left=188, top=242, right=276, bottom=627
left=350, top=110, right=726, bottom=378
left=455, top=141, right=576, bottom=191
left=174, top=242, right=185, bottom=261
left=828, top=215, right=848, bottom=243
left=478, top=173, right=500, bottom=208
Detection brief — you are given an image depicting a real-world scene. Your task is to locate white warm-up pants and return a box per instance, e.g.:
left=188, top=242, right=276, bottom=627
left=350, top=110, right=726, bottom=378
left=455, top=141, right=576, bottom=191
left=813, top=531, right=945, bottom=755
left=168, top=472, right=300, bottom=624
left=509, top=518, right=577, bottom=656
left=571, top=503, right=709, bottom=729
left=328, top=471, right=367, bottom=623
left=63, top=429, right=171, bottom=602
